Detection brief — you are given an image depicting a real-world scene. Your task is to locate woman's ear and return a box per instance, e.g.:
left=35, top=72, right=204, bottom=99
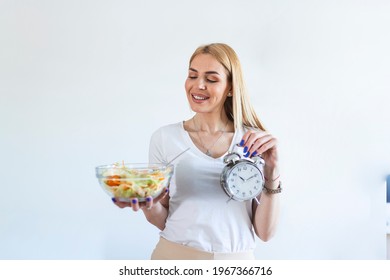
left=227, top=86, right=233, bottom=97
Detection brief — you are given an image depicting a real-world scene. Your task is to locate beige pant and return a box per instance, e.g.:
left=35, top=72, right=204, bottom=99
left=151, top=237, right=255, bottom=260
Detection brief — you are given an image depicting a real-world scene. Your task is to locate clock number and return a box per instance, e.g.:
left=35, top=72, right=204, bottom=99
left=243, top=166, right=247, bottom=171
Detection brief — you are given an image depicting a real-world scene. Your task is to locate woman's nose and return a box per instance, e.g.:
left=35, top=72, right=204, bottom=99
left=197, top=79, right=206, bottom=90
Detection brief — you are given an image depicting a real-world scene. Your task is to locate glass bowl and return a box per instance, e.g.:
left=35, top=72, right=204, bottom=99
left=95, top=163, right=174, bottom=202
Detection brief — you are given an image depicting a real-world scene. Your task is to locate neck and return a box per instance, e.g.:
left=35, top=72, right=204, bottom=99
left=193, top=113, right=231, bottom=133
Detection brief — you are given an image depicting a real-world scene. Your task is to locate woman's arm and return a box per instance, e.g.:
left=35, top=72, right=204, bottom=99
left=240, top=130, right=281, bottom=242
left=252, top=167, right=281, bottom=241
left=141, top=193, right=169, bottom=231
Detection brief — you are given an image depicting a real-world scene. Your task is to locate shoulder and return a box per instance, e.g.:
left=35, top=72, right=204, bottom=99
left=237, top=125, right=261, bottom=135
left=150, top=122, right=183, bottom=142
left=151, top=122, right=182, bottom=136
left=238, top=126, right=267, bottom=139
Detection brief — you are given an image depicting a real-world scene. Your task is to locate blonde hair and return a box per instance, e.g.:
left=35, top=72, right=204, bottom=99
left=189, top=43, right=266, bottom=131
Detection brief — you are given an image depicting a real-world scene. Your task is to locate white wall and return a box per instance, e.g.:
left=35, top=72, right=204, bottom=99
left=1, top=0, right=389, bottom=260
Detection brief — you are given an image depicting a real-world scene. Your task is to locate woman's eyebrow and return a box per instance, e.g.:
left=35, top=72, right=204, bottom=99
left=189, top=67, right=220, bottom=75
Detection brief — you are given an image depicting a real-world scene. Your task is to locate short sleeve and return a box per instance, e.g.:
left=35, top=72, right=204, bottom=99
left=148, top=128, right=166, bottom=164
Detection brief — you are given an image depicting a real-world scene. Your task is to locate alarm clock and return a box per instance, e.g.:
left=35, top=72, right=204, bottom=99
left=220, top=152, right=265, bottom=203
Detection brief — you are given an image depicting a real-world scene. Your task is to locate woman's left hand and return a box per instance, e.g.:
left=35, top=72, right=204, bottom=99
left=240, top=130, right=278, bottom=171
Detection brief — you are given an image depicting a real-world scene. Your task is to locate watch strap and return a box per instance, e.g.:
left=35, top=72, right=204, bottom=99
left=263, top=181, right=282, bottom=194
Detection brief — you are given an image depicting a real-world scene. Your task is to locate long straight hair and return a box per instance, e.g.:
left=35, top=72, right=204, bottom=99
left=189, top=43, right=266, bottom=131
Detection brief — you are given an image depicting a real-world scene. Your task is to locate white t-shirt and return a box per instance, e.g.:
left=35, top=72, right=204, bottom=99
left=149, top=122, right=256, bottom=253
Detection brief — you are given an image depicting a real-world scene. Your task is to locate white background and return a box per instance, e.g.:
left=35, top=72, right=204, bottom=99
left=1, top=0, right=389, bottom=260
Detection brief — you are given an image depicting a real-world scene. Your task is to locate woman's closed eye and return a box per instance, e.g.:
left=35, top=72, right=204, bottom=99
left=187, top=74, right=217, bottom=83
left=206, top=78, right=217, bottom=83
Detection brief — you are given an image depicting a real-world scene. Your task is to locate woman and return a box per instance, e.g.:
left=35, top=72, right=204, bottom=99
left=114, top=43, right=281, bottom=259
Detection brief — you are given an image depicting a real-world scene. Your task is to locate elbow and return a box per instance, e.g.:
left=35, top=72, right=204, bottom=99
left=258, top=233, right=274, bottom=242
left=255, top=229, right=276, bottom=242
left=145, top=215, right=166, bottom=231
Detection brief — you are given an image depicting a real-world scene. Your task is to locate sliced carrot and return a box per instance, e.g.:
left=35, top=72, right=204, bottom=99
left=105, top=175, right=121, bottom=187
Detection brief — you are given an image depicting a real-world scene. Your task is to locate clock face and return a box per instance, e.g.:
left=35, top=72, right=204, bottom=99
left=225, top=161, right=263, bottom=201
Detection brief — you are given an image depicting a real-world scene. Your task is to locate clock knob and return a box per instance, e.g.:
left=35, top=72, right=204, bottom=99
left=252, top=156, right=265, bottom=166
left=223, top=152, right=241, bottom=164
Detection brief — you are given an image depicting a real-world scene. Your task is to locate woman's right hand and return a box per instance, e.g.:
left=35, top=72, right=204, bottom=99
left=111, top=187, right=169, bottom=212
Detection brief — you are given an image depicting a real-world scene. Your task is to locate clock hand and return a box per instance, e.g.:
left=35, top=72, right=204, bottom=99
left=238, top=176, right=246, bottom=182
left=246, top=175, right=257, bottom=181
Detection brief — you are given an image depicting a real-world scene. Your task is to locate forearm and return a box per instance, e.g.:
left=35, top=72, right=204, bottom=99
left=142, top=202, right=169, bottom=231
left=253, top=166, right=281, bottom=241
left=253, top=188, right=281, bottom=241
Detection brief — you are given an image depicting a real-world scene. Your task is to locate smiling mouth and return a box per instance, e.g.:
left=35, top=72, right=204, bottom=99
left=191, top=94, right=209, bottom=101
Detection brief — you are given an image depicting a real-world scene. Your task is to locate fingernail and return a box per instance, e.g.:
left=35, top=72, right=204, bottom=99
left=251, top=151, right=258, bottom=157
left=131, top=198, right=138, bottom=204
left=146, top=197, right=152, bottom=202
left=165, top=188, right=169, bottom=193
left=111, top=197, right=116, bottom=203
left=239, top=139, right=245, bottom=146
left=244, top=151, right=250, bottom=158
left=243, top=146, right=248, bottom=153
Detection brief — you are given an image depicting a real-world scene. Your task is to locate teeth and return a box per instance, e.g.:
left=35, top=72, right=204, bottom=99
left=193, top=95, right=208, bottom=100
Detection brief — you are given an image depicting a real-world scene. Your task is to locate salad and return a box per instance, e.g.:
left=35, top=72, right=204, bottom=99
left=98, top=162, right=172, bottom=200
